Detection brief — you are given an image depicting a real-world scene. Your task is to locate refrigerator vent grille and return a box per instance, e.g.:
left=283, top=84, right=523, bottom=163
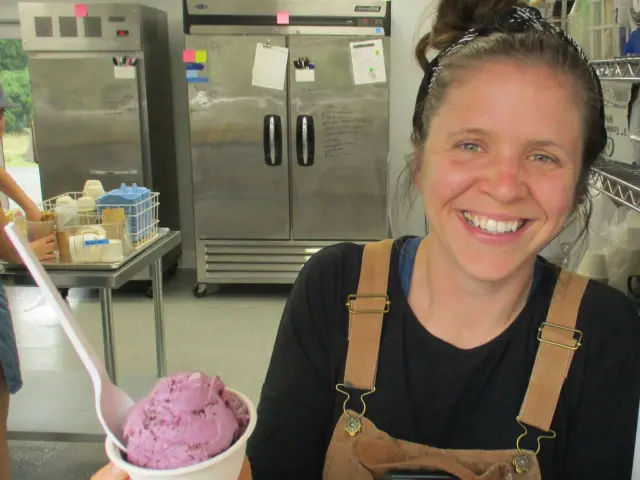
left=33, top=17, right=53, bottom=38
left=58, top=17, right=78, bottom=38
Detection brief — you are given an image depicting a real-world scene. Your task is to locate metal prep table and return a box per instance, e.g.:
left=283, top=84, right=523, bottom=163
left=0, top=230, right=181, bottom=384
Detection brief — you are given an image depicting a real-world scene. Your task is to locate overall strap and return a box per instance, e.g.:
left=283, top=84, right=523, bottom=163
left=518, top=269, right=589, bottom=433
left=343, top=239, right=394, bottom=391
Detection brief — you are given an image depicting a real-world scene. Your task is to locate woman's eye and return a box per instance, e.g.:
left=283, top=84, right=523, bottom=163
left=529, top=153, right=556, bottom=164
left=459, top=142, right=483, bottom=153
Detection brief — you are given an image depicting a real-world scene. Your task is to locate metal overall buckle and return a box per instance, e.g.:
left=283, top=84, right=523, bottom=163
left=335, top=384, right=376, bottom=437
left=536, top=322, right=583, bottom=350
left=512, top=418, right=557, bottom=474
left=345, top=294, right=391, bottom=314
left=511, top=321, right=582, bottom=473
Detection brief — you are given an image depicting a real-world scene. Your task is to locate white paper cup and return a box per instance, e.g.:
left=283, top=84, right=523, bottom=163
left=83, top=180, right=106, bottom=199
left=105, top=389, right=257, bottom=480
left=576, top=249, right=608, bottom=280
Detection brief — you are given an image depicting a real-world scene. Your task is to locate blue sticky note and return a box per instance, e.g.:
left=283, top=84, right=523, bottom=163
left=187, top=77, right=209, bottom=83
left=186, top=70, right=199, bottom=79
left=185, top=62, right=205, bottom=71
left=376, top=27, right=382, bottom=34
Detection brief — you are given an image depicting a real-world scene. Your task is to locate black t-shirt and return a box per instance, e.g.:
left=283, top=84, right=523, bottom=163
left=247, top=238, right=640, bottom=479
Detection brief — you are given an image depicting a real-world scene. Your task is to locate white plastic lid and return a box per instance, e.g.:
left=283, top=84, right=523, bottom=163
left=77, top=196, right=97, bottom=212
left=55, top=195, right=75, bottom=206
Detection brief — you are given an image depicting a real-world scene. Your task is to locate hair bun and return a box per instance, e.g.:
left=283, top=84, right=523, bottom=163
left=415, top=0, right=528, bottom=69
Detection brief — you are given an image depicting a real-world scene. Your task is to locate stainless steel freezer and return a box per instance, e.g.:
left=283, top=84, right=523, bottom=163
left=19, top=3, right=181, bottom=281
left=183, top=0, right=391, bottom=293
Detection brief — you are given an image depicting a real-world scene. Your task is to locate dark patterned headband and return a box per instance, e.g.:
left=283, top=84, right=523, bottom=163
left=412, top=5, right=604, bottom=138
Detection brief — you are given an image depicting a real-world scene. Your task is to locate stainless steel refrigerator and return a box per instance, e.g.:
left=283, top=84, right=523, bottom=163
left=19, top=3, right=181, bottom=282
left=184, top=0, right=391, bottom=295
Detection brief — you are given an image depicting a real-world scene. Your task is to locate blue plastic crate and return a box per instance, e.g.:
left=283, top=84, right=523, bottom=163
left=96, top=184, right=153, bottom=245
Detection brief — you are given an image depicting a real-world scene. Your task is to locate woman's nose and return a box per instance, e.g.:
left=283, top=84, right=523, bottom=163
left=480, top=156, right=527, bottom=203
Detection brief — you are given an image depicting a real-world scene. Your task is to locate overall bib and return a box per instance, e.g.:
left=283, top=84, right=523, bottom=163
left=322, top=240, right=588, bottom=480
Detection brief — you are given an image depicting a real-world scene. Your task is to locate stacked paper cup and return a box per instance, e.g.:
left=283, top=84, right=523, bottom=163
left=576, top=250, right=608, bottom=283
left=83, top=179, right=105, bottom=200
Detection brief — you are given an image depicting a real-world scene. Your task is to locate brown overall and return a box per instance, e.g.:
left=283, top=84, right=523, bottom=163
left=322, top=240, right=588, bottom=480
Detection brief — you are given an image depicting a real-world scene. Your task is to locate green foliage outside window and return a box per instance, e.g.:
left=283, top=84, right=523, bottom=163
left=0, top=39, right=32, bottom=133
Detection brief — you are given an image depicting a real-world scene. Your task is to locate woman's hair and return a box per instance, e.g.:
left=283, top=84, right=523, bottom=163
left=415, top=0, right=527, bottom=70
left=407, top=0, right=605, bottom=245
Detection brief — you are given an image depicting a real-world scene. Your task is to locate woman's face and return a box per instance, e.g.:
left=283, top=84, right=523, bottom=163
left=418, top=60, right=583, bottom=282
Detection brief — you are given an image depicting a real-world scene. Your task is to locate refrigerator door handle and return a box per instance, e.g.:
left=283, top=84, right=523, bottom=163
left=296, top=115, right=315, bottom=166
left=263, top=115, right=282, bottom=166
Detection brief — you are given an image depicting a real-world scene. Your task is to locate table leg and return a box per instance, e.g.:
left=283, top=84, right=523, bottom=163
left=99, top=288, right=117, bottom=384
left=151, top=259, right=167, bottom=377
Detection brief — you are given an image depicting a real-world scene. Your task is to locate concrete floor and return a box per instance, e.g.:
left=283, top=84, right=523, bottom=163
left=10, top=441, right=105, bottom=480
left=5, top=271, right=288, bottom=478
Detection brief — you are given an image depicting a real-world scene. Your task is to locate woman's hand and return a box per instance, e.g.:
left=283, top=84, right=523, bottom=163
left=29, top=234, right=56, bottom=261
left=239, top=458, right=252, bottom=479
left=90, top=464, right=128, bottom=480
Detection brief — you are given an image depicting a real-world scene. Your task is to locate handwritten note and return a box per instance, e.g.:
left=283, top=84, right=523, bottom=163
left=350, top=39, right=386, bottom=85
left=252, top=43, right=289, bottom=91
left=74, top=3, right=87, bottom=17
left=182, top=50, right=195, bottom=63
left=321, top=105, right=373, bottom=159
left=277, top=11, right=290, bottom=25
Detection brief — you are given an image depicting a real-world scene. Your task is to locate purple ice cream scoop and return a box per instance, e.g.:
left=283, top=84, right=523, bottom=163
left=122, top=372, right=249, bottom=470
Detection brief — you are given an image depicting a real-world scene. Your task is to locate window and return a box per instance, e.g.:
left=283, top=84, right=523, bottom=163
left=588, top=0, right=616, bottom=59
left=0, top=39, right=42, bottom=211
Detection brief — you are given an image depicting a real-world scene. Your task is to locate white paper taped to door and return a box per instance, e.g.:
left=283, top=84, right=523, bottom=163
left=252, top=43, right=289, bottom=91
left=350, top=39, right=386, bottom=85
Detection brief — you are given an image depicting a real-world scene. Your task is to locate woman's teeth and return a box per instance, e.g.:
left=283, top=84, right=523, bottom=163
left=462, top=212, right=524, bottom=234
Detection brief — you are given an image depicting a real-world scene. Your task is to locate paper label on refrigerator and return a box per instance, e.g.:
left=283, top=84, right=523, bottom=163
left=185, top=63, right=205, bottom=71
left=277, top=11, right=290, bottom=24
left=182, top=50, right=195, bottom=63
left=252, top=43, right=289, bottom=91
left=74, top=3, right=87, bottom=17
left=114, top=65, right=136, bottom=80
left=350, top=39, right=386, bottom=85
left=602, top=82, right=636, bottom=164
left=295, top=69, right=315, bottom=83
left=195, top=50, right=207, bottom=63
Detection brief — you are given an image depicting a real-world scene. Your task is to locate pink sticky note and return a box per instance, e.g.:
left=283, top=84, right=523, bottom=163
left=182, top=50, right=195, bottom=63
left=74, top=3, right=87, bottom=17
left=277, top=11, right=290, bottom=25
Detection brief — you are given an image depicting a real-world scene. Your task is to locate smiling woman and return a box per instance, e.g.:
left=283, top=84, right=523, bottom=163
left=93, top=1, right=640, bottom=480
left=241, top=3, right=640, bottom=480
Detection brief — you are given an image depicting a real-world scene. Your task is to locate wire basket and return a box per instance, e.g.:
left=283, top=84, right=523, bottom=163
left=40, top=191, right=160, bottom=263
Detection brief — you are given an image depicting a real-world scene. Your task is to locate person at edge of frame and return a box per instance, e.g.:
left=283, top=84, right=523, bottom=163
left=0, top=82, right=56, bottom=480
